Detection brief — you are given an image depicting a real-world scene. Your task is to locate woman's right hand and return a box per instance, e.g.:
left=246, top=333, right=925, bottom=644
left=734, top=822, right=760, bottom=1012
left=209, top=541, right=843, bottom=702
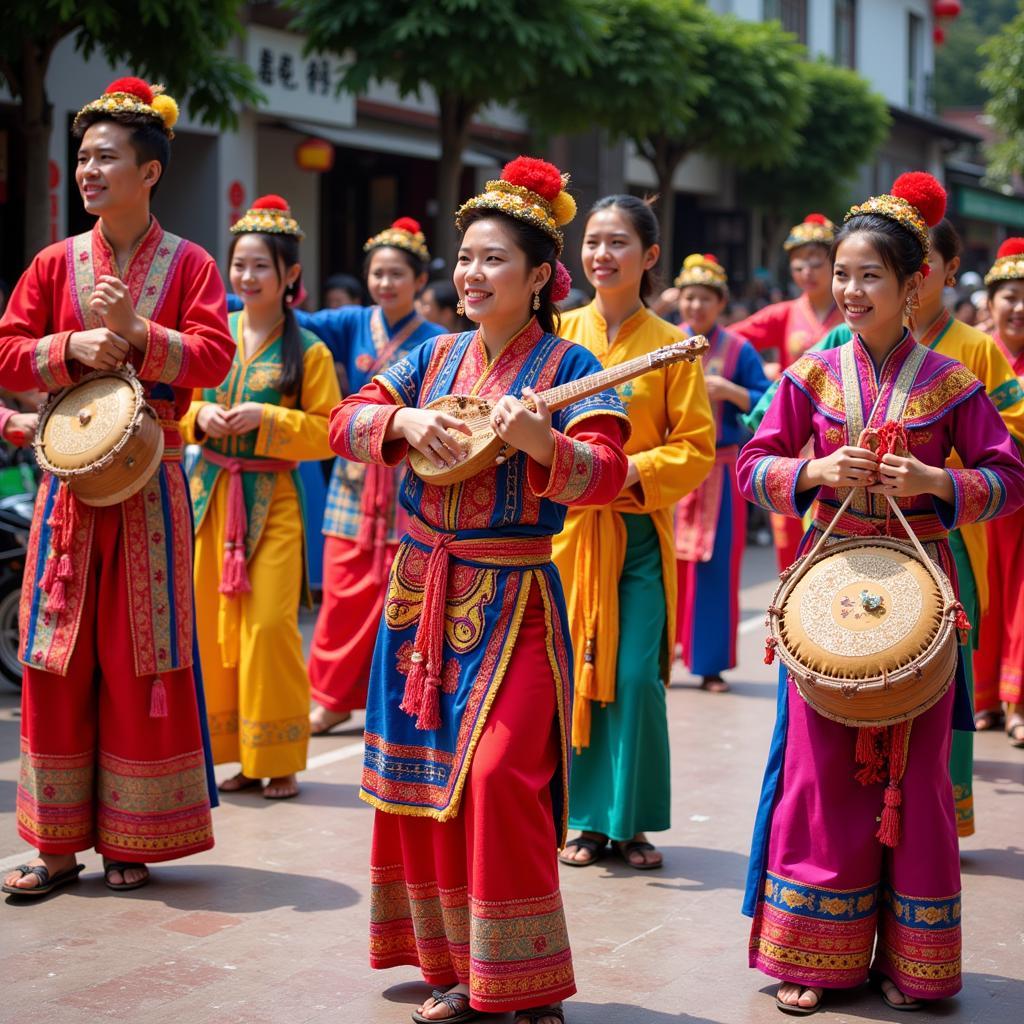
left=390, top=407, right=472, bottom=468
left=195, top=403, right=233, bottom=440
left=802, top=446, right=879, bottom=489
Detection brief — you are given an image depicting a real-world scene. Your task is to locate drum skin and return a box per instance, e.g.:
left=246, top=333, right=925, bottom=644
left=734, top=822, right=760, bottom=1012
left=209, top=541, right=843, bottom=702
left=35, top=371, right=164, bottom=507
left=769, top=537, right=959, bottom=727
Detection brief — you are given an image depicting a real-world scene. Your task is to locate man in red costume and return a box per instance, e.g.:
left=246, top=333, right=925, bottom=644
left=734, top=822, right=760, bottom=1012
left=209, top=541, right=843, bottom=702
left=0, top=77, right=234, bottom=896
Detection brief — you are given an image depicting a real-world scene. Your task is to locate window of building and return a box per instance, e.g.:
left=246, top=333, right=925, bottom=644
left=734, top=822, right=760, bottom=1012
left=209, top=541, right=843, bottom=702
left=907, top=11, right=924, bottom=110
left=834, top=0, right=856, bottom=68
left=763, top=0, right=808, bottom=43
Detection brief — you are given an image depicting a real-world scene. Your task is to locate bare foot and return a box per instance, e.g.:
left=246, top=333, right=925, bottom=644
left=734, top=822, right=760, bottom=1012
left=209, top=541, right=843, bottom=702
left=309, top=706, right=352, bottom=735
left=559, top=831, right=607, bottom=864
left=217, top=772, right=262, bottom=793
left=3, top=852, right=76, bottom=891
left=417, top=983, right=471, bottom=1020
left=776, top=982, right=822, bottom=1011
left=879, top=977, right=919, bottom=1009
left=700, top=674, right=730, bottom=693
left=263, top=774, right=299, bottom=799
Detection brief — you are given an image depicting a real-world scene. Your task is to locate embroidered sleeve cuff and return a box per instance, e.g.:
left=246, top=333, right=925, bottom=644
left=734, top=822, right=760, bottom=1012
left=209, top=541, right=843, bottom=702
left=633, top=449, right=660, bottom=510
left=254, top=404, right=281, bottom=456
left=989, top=377, right=1024, bottom=413
left=936, top=468, right=1006, bottom=528
left=528, top=430, right=598, bottom=504
left=335, top=404, right=405, bottom=465
left=749, top=455, right=810, bottom=517
left=138, top=320, right=188, bottom=384
left=33, top=332, right=74, bottom=391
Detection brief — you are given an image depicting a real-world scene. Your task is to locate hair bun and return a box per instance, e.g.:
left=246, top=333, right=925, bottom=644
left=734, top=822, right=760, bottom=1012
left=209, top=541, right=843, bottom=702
left=106, top=77, right=154, bottom=104
left=502, top=156, right=564, bottom=203
left=997, top=237, right=1024, bottom=260
left=890, top=172, right=947, bottom=227
left=392, top=217, right=422, bottom=234
left=253, top=194, right=291, bottom=212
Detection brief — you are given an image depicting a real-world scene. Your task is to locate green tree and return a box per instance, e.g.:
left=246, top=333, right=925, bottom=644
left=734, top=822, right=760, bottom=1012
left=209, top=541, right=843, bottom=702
left=524, top=0, right=809, bottom=266
left=981, top=4, right=1024, bottom=181
left=739, top=59, right=890, bottom=255
left=934, top=0, right=1020, bottom=110
left=0, top=1, right=261, bottom=261
left=290, top=0, right=601, bottom=265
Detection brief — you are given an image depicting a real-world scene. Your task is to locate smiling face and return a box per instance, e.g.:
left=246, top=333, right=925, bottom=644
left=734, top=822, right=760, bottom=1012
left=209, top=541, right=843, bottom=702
left=366, top=247, right=425, bottom=318
left=788, top=243, right=831, bottom=302
left=679, top=284, right=726, bottom=337
left=581, top=207, right=659, bottom=299
left=229, top=234, right=300, bottom=317
left=454, top=217, right=551, bottom=329
left=75, top=121, right=161, bottom=217
left=991, top=280, right=1024, bottom=352
left=832, top=233, right=920, bottom=344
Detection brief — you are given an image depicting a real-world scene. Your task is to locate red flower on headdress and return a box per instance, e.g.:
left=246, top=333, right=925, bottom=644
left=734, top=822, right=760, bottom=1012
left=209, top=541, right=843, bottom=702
left=805, top=213, right=828, bottom=225
left=502, top=156, right=563, bottom=202
left=106, top=77, right=154, bottom=104
left=252, top=194, right=290, bottom=211
left=997, top=237, right=1024, bottom=260
left=703, top=253, right=721, bottom=265
left=392, top=216, right=421, bottom=234
left=551, top=261, right=572, bottom=302
left=890, top=172, right=947, bottom=227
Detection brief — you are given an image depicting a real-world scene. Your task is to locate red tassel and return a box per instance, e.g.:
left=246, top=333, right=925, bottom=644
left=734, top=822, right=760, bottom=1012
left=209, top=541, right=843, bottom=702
left=954, top=606, right=972, bottom=644
left=149, top=676, right=168, bottom=718
left=47, top=579, right=67, bottom=612
left=40, top=556, right=58, bottom=593
left=400, top=658, right=426, bottom=715
left=219, top=545, right=252, bottom=596
left=415, top=678, right=442, bottom=731
left=57, top=553, right=73, bottom=580
left=854, top=726, right=888, bottom=785
left=876, top=784, right=902, bottom=846
left=763, top=637, right=777, bottom=665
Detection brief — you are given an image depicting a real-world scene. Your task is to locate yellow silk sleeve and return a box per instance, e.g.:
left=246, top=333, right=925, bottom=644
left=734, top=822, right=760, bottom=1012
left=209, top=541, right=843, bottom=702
left=179, top=394, right=213, bottom=445
left=253, top=341, right=341, bottom=461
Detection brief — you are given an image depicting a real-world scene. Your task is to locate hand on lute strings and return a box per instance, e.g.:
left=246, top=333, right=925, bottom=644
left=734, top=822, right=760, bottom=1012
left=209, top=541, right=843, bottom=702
left=390, top=407, right=472, bottom=469
left=490, top=387, right=554, bottom=468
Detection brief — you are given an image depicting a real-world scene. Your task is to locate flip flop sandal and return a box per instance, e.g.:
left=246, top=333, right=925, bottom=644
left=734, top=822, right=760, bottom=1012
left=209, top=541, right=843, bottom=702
left=1006, top=717, right=1024, bottom=749
left=558, top=835, right=607, bottom=867
left=217, top=773, right=263, bottom=794
left=411, top=987, right=482, bottom=1023
left=103, top=860, right=151, bottom=892
left=774, top=987, right=823, bottom=1016
left=974, top=708, right=1004, bottom=731
left=310, top=712, right=353, bottom=736
left=2, top=862, right=84, bottom=898
left=611, top=839, right=663, bottom=870
left=514, top=1005, right=564, bottom=1023
left=875, top=979, right=921, bottom=1012
left=700, top=676, right=730, bottom=693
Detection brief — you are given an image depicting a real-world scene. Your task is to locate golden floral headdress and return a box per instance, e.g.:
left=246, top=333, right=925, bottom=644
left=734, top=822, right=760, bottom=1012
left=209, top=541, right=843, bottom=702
left=455, top=156, right=576, bottom=255
left=364, top=217, right=430, bottom=263
left=674, top=253, right=728, bottom=291
left=844, top=172, right=947, bottom=269
left=985, top=238, right=1024, bottom=286
left=784, top=213, right=836, bottom=252
left=230, top=195, right=304, bottom=238
left=73, top=77, right=179, bottom=138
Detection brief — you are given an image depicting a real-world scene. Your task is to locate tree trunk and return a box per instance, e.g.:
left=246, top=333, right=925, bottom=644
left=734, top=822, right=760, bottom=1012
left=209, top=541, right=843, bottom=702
left=642, top=135, right=686, bottom=273
left=435, top=92, right=477, bottom=271
left=19, top=40, right=55, bottom=263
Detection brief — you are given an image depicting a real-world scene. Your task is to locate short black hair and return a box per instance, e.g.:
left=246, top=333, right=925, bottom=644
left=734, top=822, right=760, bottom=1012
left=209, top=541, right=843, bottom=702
left=423, top=278, right=460, bottom=314
left=73, top=112, right=170, bottom=198
left=324, top=273, right=363, bottom=301
left=930, top=219, right=962, bottom=265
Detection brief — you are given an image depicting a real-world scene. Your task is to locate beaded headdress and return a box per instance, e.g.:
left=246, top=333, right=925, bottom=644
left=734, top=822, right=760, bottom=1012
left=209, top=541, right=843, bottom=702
left=455, top=156, right=577, bottom=256
left=73, top=77, right=179, bottom=139
left=364, top=217, right=430, bottom=263
left=674, top=253, right=728, bottom=292
left=785, top=213, right=836, bottom=252
left=844, top=172, right=947, bottom=270
left=230, top=195, right=305, bottom=239
left=984, top=238, right=1024, bottom=287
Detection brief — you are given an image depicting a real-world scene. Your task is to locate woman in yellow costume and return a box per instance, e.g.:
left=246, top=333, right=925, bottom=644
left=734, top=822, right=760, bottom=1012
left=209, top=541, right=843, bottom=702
left=182, top=195, right=340, bottom=799
left=556, top=195, right=715, bottom=870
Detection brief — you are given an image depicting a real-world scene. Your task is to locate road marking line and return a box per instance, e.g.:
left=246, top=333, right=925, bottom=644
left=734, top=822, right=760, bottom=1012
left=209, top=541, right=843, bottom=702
left=611, top=924, right=663, bottom=954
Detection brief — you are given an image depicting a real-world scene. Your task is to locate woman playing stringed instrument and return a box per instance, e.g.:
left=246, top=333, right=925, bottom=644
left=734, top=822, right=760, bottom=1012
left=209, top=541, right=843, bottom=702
left=328, top=157, right=631, bottom=1024
left=737, top=173, right=1024, bottom=1015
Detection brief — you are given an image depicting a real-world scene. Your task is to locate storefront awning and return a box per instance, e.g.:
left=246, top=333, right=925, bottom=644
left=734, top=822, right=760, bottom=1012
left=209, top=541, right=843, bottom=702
left=955, top=184, right=1024, bottom=229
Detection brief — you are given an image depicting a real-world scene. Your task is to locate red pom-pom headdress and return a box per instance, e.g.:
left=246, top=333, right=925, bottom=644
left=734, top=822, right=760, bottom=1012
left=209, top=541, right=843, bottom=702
left=231, top=194, right=304, bottom=238
left=985, top=236, right=1024, bottom=287
left=844, top=172, right=947, bottom=268
left=784, top=212, right=836, bottom=252
left=455, top=155, right=577, bottom=255
left=73, top=77, right=179, bottom=138
left=364, top=216, right=431, bottom=264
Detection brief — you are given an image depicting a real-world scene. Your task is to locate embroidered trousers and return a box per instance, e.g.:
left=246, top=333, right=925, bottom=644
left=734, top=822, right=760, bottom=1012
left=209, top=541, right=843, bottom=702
left=18, top=504, right=214, bottom=861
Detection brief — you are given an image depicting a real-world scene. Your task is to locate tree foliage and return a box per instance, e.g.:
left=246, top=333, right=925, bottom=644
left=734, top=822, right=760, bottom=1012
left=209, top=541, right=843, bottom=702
left=933, top=0, right=1020, bottom=110
left=289, top=0, right=602, bottom=264
left=981, top=3, right=1024, bottom=181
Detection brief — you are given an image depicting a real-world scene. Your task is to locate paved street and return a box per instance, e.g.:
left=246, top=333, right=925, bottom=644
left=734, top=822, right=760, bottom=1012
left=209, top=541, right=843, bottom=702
left=1, top=543, right=1021, bottom=1023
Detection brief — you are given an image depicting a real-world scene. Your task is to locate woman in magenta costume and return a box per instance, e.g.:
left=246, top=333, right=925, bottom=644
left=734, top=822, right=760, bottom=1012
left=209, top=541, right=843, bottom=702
left=732, top=214, right=844, bottom=573
left=738, top=173, right=1024, bottom=1015
left=674, top=253, right=769, bottom=692
left=974, top=237, right=1024, bottom=747
left=329, top=157, right=629, bottom=1024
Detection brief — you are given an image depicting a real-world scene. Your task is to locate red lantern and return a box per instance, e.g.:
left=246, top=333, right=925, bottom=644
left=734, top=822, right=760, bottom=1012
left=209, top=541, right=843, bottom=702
left=295, top=137, right=334, bottom=173
left=933, top=26, right=946, bottom=45
left=933, top=1, right=962, bottom=17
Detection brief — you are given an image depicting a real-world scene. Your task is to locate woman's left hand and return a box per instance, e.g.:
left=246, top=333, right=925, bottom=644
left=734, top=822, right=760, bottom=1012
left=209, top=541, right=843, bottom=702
left=223, top=402, right=265, bottom=434
left=490, top=387, right=554, bottom=467
left=868, top=452, right=950, bottom=500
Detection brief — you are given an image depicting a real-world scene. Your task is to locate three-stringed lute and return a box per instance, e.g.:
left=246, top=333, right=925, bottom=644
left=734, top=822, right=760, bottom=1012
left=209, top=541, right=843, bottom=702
left=408, top=335, right=709, bottom=485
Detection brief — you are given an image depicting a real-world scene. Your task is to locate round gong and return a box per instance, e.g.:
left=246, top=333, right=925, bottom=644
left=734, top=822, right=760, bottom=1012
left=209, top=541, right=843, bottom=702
left=40, top=374, right=138, bottom=472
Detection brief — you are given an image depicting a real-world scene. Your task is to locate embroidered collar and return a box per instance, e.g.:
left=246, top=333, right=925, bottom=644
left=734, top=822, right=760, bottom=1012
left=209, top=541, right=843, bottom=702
left=916, top=307, right=954, bottom=351
left=852, top=328, right=917, bottom=384
left=381, top=306, right=420, bottom=337
left=94, top=216, right=161, bottom=279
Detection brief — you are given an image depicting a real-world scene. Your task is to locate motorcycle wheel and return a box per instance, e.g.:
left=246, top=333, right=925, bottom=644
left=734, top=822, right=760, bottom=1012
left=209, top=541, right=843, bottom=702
left=0, top=578, right=22, bottom=689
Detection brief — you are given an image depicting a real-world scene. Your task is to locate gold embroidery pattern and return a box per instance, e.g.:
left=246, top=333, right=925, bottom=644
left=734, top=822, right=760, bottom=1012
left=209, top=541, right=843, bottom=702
left=98, top=749, right=209, bottom=814
left=240, top=714, right=310, bottom=749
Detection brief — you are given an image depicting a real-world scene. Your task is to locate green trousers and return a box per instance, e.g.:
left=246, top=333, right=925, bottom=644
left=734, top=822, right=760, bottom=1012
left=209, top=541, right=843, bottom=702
left=567, top=514, right=670, bottom=841
left=948, top=529, right=977, bottom=838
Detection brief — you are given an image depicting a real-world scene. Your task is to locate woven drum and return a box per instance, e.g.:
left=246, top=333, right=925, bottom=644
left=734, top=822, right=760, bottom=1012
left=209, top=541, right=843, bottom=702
left=768, top=534, right=959, bottom=727
left=35, top=371, right=164, bottom=507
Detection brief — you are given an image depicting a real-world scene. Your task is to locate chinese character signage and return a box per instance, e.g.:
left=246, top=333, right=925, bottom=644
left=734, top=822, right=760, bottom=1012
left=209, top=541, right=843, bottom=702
left=246, top=26, right=355, bottom=126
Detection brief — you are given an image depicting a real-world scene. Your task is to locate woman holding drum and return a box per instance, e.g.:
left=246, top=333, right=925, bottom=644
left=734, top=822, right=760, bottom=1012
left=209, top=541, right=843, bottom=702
left=737, top=173, right=1024, bottom=1014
